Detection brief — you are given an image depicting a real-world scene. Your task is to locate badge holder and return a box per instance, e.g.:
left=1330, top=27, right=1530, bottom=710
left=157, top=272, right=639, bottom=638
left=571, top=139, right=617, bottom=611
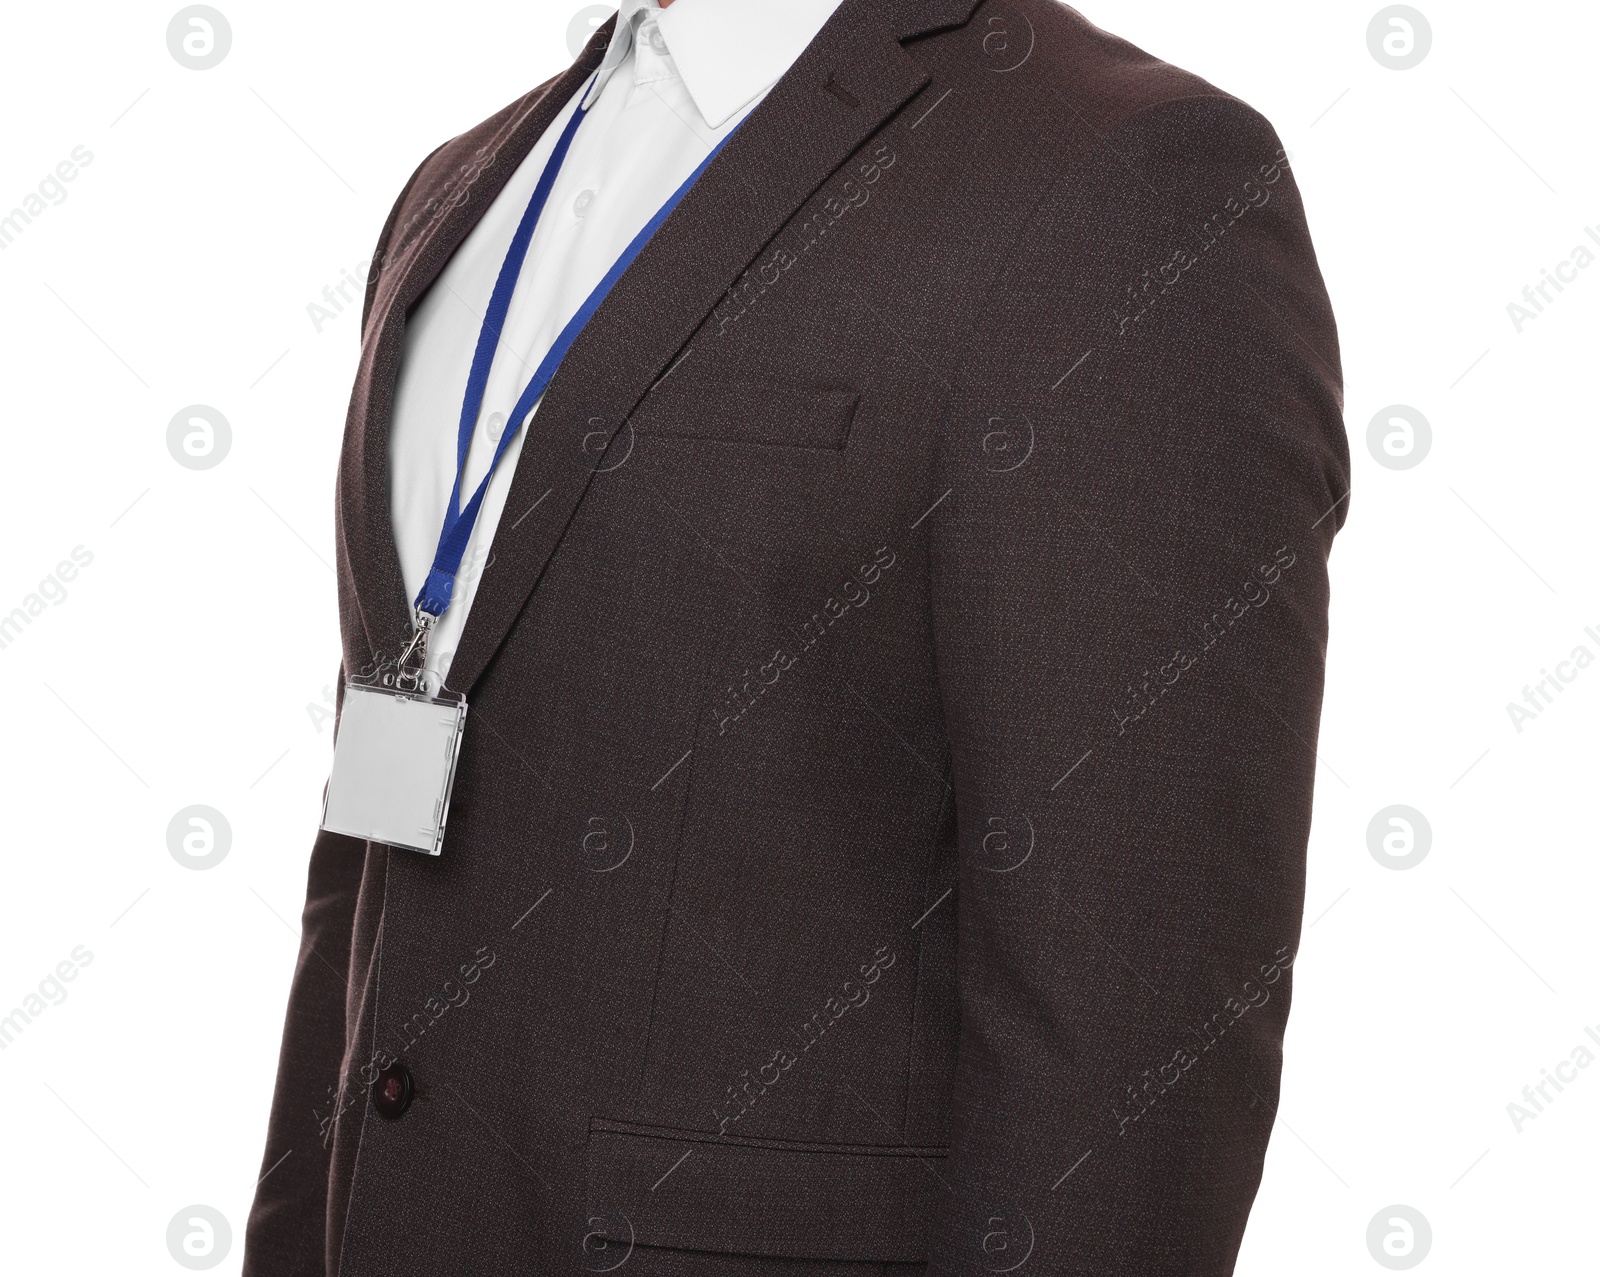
left=320, top=615, right=468, bottom=857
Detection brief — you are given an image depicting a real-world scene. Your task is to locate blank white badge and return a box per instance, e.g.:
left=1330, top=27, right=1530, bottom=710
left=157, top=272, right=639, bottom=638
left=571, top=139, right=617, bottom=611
left=320, top=683, right=468, bottom=856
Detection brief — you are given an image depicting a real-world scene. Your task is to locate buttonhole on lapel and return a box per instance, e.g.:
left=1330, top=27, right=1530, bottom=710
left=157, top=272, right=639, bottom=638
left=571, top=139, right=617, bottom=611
left=823, top=73, right=860, bottom=109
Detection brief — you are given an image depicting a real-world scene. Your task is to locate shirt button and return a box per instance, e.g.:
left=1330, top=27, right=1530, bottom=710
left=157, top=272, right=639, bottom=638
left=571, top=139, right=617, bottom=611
left=372, top=1061, right=414, bottom=1119
left=484, top=410, right=506, bottom=441
left=648, top=27, right=667, bottom=52
left=573, top=188, right=595, bottom=218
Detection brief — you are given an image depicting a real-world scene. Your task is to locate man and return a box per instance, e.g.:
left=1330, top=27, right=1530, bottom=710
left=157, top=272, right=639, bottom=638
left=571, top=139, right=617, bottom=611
left=245, top=0, right=1348, bottom=1272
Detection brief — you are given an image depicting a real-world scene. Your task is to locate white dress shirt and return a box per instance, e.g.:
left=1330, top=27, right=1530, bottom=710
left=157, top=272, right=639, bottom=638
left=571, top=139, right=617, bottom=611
left=387, top=0, right=844, bottom=692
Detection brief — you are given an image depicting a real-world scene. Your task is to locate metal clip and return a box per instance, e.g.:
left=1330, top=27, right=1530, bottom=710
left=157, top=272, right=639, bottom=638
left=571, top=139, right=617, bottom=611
left=395, top=611, right=435, bottom=694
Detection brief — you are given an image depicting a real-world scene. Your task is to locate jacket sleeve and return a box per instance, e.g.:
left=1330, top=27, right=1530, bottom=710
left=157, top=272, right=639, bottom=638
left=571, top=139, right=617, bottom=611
left=242, top=819, right=369, bottom=1276
left=924, top=95, right=1348, bottom=1275
left=242, top=141, right=440, bottom=1276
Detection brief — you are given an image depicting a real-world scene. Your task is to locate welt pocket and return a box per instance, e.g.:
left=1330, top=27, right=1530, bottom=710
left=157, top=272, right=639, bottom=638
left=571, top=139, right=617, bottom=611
left=628, top=376, right=860, bottom=450
left=584, top=1117, right=946, bottom=1262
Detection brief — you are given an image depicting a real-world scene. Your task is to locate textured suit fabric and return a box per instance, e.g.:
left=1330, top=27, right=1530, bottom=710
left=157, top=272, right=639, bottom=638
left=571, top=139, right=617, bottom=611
left=243, top=1, right=1348, bottom=1274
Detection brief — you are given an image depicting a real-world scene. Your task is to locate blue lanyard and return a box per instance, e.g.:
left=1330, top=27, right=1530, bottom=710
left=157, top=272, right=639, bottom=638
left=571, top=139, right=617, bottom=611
left=413, top=80, right=738, bottom=621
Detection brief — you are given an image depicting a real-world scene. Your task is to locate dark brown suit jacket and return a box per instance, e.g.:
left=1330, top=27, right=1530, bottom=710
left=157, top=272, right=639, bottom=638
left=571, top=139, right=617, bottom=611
left=244, top=1, right=1348, bottom=1273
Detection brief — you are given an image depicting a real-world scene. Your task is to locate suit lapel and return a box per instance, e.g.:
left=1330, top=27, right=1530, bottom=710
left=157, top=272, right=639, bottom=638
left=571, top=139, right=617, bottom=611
left=444, top=0, right=933, bottom=695
left=338, top=29, right=614, bottom=670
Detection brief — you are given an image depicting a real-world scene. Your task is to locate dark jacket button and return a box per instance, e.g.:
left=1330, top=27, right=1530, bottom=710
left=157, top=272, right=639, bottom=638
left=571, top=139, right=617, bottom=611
left=372, top=1062, right=414, bottom=1119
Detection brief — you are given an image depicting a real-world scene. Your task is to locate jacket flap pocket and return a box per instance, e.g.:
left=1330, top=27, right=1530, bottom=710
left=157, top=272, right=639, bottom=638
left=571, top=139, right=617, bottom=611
left=628, top=376, right=859, bottom=450
left=585, top=1119, right=946, bottom=1262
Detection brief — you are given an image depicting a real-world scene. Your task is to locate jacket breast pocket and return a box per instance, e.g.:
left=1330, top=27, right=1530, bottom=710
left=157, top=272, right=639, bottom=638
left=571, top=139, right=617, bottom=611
left=583, top=1118, right=945, bottom=1263
left=628, top=375, right=860, bottom=451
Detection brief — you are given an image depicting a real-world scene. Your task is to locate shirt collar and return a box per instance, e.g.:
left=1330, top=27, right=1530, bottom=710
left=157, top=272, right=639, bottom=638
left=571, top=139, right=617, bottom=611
left=589, top=0, right=847, bottom=129
left=582, top=0, right=656, bottom=108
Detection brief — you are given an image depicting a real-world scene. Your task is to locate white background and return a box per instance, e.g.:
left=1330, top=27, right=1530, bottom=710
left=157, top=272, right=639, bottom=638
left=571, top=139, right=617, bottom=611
left=1, top=0, right=1594, bottom=1272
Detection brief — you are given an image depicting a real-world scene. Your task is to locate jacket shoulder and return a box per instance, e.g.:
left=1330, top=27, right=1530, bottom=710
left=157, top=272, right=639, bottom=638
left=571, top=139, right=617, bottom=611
left=1034, top=0, right=1230, bottom=120
left=952, top=0, right=1247, bottom=135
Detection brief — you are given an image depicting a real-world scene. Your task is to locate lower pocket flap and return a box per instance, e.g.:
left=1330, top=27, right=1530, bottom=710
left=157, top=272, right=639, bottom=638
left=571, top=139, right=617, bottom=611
left=585, top=1119, right=947, bottom=1262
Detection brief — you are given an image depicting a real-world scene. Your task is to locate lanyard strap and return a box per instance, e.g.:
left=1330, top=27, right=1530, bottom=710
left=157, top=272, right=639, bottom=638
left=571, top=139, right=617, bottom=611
left=414, top=89, right=739, bottom=621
